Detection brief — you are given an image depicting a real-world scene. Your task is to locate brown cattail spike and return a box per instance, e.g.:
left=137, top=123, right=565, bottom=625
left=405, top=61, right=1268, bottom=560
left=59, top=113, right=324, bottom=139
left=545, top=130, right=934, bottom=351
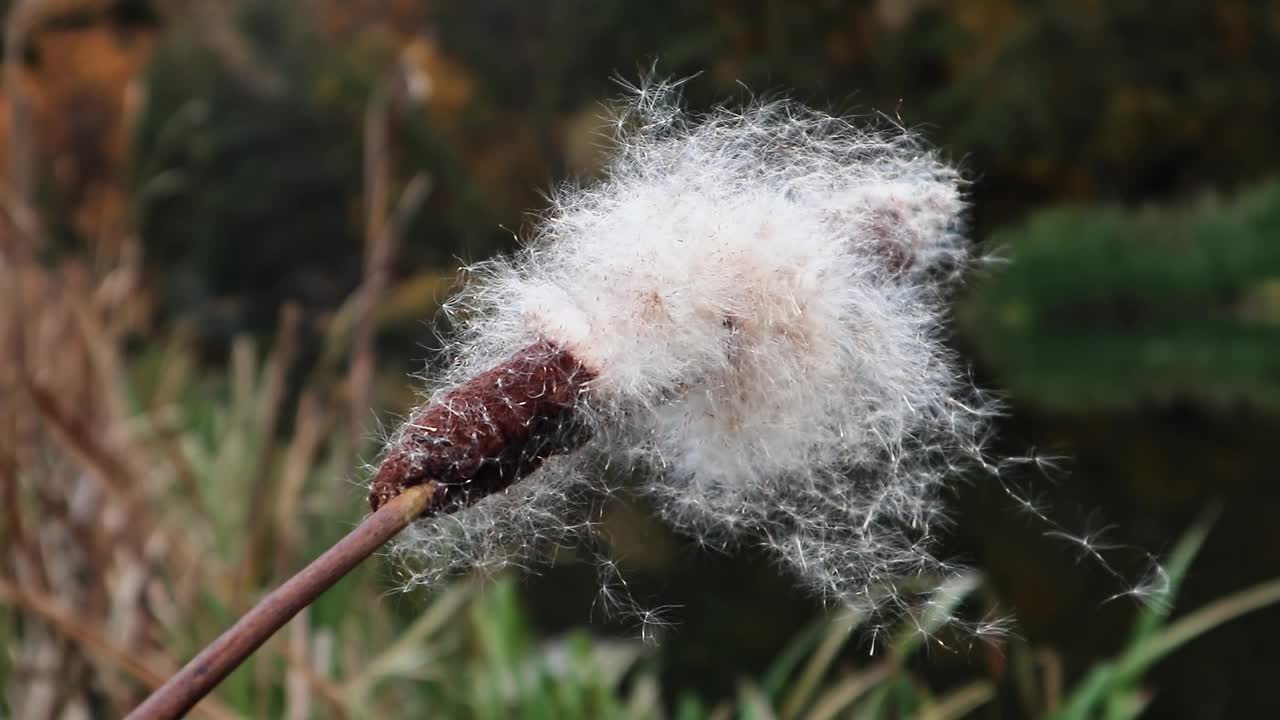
left=369, top=341, right=594, bottom=514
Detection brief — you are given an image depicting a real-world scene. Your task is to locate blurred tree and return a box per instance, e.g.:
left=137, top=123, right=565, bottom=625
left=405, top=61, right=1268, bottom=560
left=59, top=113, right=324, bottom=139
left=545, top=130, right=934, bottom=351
left=133, top=1, right=364, bottom=337
left=426, top=0, right=1280, bottom=234
left=131, top=0, right=489, bottom=343
left=14, top=0, right=1280, bottom=338
left=961, top=180, right=1280, bottom=413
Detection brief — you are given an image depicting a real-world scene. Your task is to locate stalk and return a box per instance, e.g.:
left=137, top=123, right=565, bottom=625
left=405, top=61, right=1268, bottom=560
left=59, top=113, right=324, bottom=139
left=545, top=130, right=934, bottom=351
left=124, top=483, right=436, bottom=720
left=128, top=341, right=594, bottom=718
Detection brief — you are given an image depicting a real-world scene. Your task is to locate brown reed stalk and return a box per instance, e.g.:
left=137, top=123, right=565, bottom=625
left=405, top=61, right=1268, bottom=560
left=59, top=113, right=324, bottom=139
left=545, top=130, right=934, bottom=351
left=5, top=1, right=38, bottom=240
left=239, top=303, right=302, bottom=590
left=124, top=481, right=437, bottom=720
left=350, top=98, right=432, bottom=443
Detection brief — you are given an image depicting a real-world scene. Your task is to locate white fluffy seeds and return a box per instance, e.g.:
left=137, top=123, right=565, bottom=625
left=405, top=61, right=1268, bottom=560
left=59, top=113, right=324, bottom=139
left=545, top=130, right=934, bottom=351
left=389, top=82, right=998, bottom=623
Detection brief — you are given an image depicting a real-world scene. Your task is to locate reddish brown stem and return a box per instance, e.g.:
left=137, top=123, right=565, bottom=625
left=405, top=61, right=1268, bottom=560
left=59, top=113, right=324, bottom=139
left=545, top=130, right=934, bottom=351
left=130, top=342, right=594, bottom=718
left=124, top=483, right=437, bottom=720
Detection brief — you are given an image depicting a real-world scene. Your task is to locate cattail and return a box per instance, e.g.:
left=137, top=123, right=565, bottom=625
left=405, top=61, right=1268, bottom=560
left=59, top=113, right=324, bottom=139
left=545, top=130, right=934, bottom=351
left=379, top=82, right=990, bottom=620
left=368, top=340, right=594, bottom=514
left=131, top=83, right=995, bottom=718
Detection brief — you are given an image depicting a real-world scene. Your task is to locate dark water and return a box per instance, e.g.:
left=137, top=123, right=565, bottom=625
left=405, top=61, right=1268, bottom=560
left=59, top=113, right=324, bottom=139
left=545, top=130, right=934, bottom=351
left=514, top=409, right=1280, bottom=717
left=978, top=412, right=1280, bottom=719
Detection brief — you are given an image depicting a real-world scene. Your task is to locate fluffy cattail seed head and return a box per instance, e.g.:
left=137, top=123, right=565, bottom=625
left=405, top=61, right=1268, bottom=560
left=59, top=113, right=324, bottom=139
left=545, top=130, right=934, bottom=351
left=378, top=82, right=993, bottom=623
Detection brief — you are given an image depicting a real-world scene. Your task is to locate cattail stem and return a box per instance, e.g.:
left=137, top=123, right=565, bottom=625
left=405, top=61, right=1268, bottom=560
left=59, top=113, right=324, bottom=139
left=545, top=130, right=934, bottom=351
left=125, top=482, right=437, bottom=720
left=130, top=342, right=592, bottom=718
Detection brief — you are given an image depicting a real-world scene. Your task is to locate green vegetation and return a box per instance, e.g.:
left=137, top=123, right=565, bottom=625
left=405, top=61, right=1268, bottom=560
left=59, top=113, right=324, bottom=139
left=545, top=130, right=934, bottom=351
left=4, top=299, right=1273, bottom=716
left=962, top=181, right=1280, bottom=413
left=5, top=0, right=1280, bottom=716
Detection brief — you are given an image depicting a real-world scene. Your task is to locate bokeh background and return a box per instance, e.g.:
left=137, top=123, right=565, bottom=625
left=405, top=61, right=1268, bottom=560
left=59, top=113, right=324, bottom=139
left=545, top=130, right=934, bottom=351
left=2, top=1, right=1278, bottom=718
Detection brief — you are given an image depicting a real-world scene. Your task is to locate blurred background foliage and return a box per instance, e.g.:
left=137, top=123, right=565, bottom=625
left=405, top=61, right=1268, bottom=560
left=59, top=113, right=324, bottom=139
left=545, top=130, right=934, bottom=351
left=962, top=180, right=1280, bottom=414
left=2, top=0, right=1279, bottom=717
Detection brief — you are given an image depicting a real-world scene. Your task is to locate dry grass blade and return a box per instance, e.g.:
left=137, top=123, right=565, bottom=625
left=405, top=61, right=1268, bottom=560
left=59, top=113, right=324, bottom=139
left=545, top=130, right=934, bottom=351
left=125, top=482, right=438, bottom=720
left=273, top=390, right=331, bottom=574
left=241, top=304, right=304, bottom=587
left=343, top=577, right=478, bottom=708
left=349, top=84, right=432, bottom=439
left=22, top=377, right=135, bottom=494
left=278, top=639, right=352, bottom=719
left=22, top=372, right=204, bottom=574
left=737, top=680, right=779, bottom=720
left=915, top=680, right=996, bottom=720
left=5, top=0, right=39, bottom=239
left=0, top=579, right=242, bottom=720
left=780, top=608, right=864, bottom=720
left=806, top=663, right=895, bottom=720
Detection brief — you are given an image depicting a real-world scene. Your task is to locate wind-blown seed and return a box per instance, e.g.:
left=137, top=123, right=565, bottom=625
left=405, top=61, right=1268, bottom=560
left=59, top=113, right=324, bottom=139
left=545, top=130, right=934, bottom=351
left=377, top=82, right=994, bottom=622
